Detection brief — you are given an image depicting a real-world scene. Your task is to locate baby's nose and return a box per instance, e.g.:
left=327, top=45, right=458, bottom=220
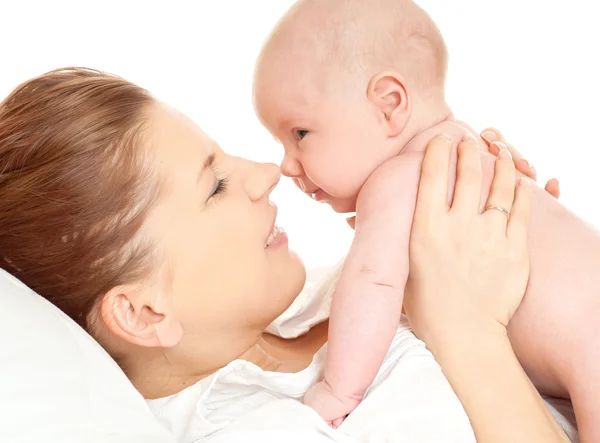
left=280, top=154, right=304, bottom=178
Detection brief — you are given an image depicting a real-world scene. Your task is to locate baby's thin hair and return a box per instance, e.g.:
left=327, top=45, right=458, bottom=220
left=266, top=0, right=448, bottom=98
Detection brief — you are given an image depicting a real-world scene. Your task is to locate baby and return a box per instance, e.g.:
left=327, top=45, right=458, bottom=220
left=253, top=0, right=600, bottom=438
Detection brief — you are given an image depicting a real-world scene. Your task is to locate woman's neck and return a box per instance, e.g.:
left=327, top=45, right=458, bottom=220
left=131, top=320, right=329, bottom=399
left=257, top=320, right=329, bottom=373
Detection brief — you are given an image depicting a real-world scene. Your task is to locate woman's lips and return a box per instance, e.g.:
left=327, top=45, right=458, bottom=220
left=265, top=225, right=288, bottom=249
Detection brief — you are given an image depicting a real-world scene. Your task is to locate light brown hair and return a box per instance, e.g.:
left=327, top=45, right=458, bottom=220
left=0, top=68, right=160, bottom=330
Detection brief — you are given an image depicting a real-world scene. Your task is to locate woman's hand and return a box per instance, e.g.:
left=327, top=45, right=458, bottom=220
left=403, top=133, right=570, bottom=443
left=404, top=133, right=533, bottom=349
left=480, top=127, right=560, bottom=199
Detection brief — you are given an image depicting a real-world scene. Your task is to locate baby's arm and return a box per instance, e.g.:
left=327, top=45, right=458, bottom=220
left=304, top=155, right=421, bottom=425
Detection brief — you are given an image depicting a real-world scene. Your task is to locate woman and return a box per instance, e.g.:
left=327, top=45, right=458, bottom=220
left=0, top=68, right=564, bottom=442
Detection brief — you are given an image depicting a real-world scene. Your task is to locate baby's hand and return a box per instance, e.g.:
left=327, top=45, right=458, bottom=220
left=303, top=380, right=361, bottom=429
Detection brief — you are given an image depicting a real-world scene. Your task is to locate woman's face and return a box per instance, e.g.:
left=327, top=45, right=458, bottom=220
left=141, top=102, right=305, bottom=364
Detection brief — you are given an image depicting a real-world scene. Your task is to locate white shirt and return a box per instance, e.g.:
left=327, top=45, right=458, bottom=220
left=148, top=318, right=477, bottom=443
left=147, top=263, right=475, bottom=442
left=146, top=263, right=578, bottom=442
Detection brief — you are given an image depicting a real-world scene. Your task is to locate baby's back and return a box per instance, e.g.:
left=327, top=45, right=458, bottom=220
left=483, top=148, right=600, bottom=400
left=397, top=122, right=600, bottom=404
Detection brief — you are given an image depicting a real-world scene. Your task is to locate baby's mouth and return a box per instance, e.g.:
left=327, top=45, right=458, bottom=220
left=312, top=189, right=329, bottom=203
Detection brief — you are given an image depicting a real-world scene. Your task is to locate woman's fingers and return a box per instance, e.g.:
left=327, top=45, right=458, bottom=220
left=487, top=140, right=537, bottom=179
left=451, top=133, right=483, bottom=213
left=484, top=146, right=517, bottom=229
left=515, top=158, right=537, bottom=181
left=481, top=128, right=523, bottom=160
left=487, top=140, right=521, bottom=160
left=544, top=178, right=560, bottom=199
left=507, top=178, right=533, bottom=242
left=485, top=135, right=560, bottom=198
left=481, top=128, right=507, bottom=148
left=481, top=128, right=538, bottom=181
left=415, top=133, right=453, bottom=217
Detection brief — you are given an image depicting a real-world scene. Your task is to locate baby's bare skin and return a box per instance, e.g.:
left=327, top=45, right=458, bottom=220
left=402, top=121, right=600, bottom=440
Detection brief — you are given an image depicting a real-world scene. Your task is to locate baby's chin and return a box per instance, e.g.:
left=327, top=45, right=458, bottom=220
left=325, top=198, right=356, bottom=215
left=311, top=188, right=356, bottom=214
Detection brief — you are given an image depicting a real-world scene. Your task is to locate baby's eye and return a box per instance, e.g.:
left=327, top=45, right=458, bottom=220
left=294, top=129, right=309, bottom=141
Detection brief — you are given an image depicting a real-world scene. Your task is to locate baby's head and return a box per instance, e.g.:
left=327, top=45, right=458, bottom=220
left=254, top=0, right=449, bottom=213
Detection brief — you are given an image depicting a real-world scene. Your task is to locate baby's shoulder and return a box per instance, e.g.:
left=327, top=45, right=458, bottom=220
left=364, top=152, right=424, bottom=191
left=365, top=120, right=476, bottom=193
left=356, top=153, right=423, bottom=218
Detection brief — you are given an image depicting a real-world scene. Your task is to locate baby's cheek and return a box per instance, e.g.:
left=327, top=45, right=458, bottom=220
left=318, top=166, right=365, bottom=199
left=306, top=146, right=370, bottom=197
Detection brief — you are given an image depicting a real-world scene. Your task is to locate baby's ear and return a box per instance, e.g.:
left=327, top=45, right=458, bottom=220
left=367, top=72, right=411, bottom=137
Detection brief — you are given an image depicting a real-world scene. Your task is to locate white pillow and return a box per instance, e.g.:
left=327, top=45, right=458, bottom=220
left=0, top=268, right=175, bottom=443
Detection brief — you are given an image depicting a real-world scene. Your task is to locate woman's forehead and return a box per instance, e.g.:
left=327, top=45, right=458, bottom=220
left=148, top=102, right=220, bottom=159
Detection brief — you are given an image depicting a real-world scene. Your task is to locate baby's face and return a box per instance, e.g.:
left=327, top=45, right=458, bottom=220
left=254, top=70, right=390, bottom=214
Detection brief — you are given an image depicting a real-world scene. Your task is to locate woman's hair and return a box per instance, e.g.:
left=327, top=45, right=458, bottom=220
left=0, top=68, right=161, bottom=330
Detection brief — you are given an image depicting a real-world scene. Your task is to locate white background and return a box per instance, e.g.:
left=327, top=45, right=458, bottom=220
left=1, top=1, right=598, bottom=268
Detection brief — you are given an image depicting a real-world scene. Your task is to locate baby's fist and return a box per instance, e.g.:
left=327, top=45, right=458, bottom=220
left=303, top=380, right=361, bottom=428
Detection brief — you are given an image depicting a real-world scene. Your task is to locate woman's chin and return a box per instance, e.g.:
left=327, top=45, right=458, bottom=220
left=273, top=250, right=307, bottom=310
left=287, top=250, right=307, bottom=294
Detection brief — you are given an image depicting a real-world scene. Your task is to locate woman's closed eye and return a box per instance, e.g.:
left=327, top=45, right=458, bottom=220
left=209, top=177, right=229, bottom=199
left=294, top=129, right=309, bottom=141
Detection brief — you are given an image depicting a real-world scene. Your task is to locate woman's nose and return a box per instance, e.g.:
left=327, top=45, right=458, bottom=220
left=245, top=162, right=281, bottom=202
left=280, top=154, right=304, bottom=178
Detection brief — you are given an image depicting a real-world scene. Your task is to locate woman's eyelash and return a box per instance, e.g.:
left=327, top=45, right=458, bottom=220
left=211, top=177, right=229, bottom=198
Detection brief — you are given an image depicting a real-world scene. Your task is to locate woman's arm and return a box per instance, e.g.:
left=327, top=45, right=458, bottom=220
left=434, top=330, right=568, bottom=442
left=404, top=134, right=569, bottom=443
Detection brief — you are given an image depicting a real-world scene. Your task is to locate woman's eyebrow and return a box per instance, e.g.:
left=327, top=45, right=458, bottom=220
left=197, top=153, right=215, bottom=183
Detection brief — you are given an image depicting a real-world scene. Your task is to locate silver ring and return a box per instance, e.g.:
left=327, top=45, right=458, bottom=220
left=484, top=204, right=510, bottom=219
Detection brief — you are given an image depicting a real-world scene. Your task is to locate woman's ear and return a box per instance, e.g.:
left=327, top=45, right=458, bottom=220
left=367, top=71, right=411, bottom=137
left=100, top=284, right=183, bottom=348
